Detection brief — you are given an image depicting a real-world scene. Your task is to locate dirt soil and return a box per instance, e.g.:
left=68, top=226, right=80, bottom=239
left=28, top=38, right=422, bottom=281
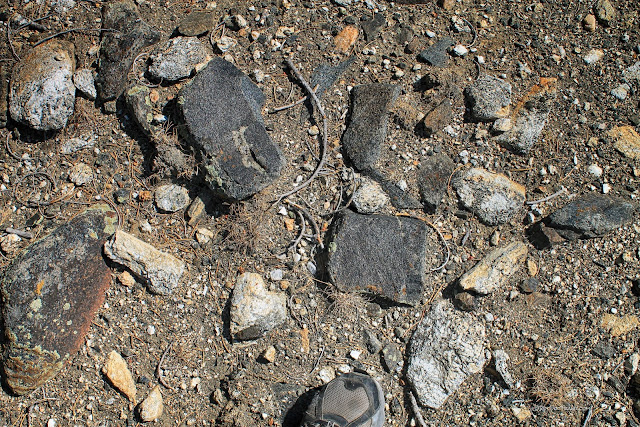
left=1, top=0, right=640, bottom=425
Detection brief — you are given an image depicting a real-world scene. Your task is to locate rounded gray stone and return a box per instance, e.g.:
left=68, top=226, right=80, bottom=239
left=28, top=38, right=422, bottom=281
left=154, top=184, right=190, bottom=212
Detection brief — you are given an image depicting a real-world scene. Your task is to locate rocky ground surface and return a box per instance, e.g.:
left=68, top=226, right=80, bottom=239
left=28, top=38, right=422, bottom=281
left=0, top=0, right=640, bottom=425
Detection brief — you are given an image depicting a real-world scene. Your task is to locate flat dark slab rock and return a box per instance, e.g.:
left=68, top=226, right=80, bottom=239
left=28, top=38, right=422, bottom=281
left=178, top=57, right=285, bottom=200
left=418, top=37, right=454, bottom=67
left=342, top=83, right=400, bottom=171
left=97, top=0, right=161, bottom=101
left=418, top=153, right=454, bottom=212
left=326, top=211, right=428, bottom=305
left=546, top=193, right=636, bottom=240
left=1, top=206, right=117, bottom=395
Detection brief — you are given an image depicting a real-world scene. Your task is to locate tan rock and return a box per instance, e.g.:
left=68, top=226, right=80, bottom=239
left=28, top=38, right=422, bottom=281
left=103, top=230, right=185, bottom=295
left=608, top=126, right=640, bottom=160
left=118, top=271, right=136, bottom=287
left=601, top=314, right=640, bottom=337
left=103, top=351, right=136, bottom=403
left=439, top=0, right=455, bottom=10
left=334, top=26, right=358, bottom=53
left=512, top=406, right=532, bottom=422
left=583, top=14, right=597, bottom=31
left=459, top=242, right=528, bottom=295
left=137, top=385, right=163, bottom=422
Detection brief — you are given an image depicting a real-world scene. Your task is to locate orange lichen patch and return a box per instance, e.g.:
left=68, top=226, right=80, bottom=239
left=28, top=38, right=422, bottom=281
left=35, top=279, right=45, bottom=296
left=601, top=313, right=640, bottom=337
left=300, top=328, right=310, bottom=353
left=510, top=77, right=558, bottom=119
left=149, top=89, right=160, bottom=103
left=334, top=26, right=359, bottom=53
left=283, top=217, right=295, bottom=231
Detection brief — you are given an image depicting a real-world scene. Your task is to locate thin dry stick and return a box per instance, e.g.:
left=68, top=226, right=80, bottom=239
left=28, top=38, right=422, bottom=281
left=6, top=135, right=22, bottom=160
left=525, top=186, right=568, bottom=205
left=275, top=59, right=328, bottom=201
left=270, top=84, right=319, bottom=113
left=290, top=209, right=306, bottom=252
left=156, top=341, right=175, bottom=390
left=462, top=17, right=478, bottom=47
left=33, top=28, right=118, bottom=47
left=409, top=392, right=427, bottom=427
left=6, top=23, right=19, bottom=60
left=285, top=200, right=324, bottom=248
left=427, top=221, right=450, bottom=272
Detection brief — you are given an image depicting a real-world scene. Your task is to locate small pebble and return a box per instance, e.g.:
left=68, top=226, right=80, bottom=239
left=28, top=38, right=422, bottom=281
left=137, top=386, right=163, bottom=422
left=452, top=44, right=469, bottom=56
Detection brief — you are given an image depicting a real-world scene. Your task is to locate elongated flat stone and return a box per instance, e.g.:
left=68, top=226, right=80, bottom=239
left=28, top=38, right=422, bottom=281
left=459, top=241, right=528, bottom=295
left=178, top=57, right=285, bottom=200
left=342, top=83, right=400, bottom=171
left=326, top=211, right=428, bottom=305
left=1, top=206, right=116, bottom=395
left=97, top=0, right=160, bottom=101
left=103, top=230, right=185, bottom=295
left=546, top=193, right=636, bottom=240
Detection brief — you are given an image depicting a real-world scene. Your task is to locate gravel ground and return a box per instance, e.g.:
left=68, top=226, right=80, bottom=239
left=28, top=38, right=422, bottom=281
left=1, top=0, right=640, bottom=426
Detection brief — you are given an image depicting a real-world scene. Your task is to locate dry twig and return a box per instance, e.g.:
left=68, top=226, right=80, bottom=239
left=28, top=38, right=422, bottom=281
left=156, top=341, right=175, bottom=390
left=525, top=186, right=568, bottom=205
left=409, top=391, right=427, bottom=427
left=275, top=59, right=328, bottom=201
left=33, top=28, right=118, bottom=47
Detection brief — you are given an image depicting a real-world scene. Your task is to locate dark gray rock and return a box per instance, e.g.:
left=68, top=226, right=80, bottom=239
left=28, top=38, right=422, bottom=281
left=407, top=299, right=487, bottom=409
left=9, top=40, right=76, bottom=130
left=465, top=74, right=512, bottom=121
left=178, top=57, right=285, bottom=200
left=1, top=206, right=117, bottom=395
left=417, top=153, right=454, bottom=212
left=177, top=10, right=217, bottom=36
left=361, top=13, right=385, bottom=41
left=124, top=85, right=155, bottom=136
left=363, top=329, right=383, bottom=354
left=148, top=37, right=207, bottom=81
left=546, top=193, right=636, bottom=240
left=382, top=343, right=403, bottom=373
left=418, top=37, right=455, bottom=67
left=342, top=83, right=400, bottom=171
left=310, top=57, right=355, bottom=99
left=519, top=277, right=539, bottom=294
left=97, top=0, right=161, bottom=101
left=420, top=98, right=452, bottom=136
left=326, top=211, right=428, bottom=305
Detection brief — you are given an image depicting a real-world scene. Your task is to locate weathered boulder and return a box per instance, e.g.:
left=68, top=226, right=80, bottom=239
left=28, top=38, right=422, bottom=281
left=9, top=40, right=76, bottom=130
left=495, top=78, right=557, bottom=154
left=103, top=230, right=185, bottom=295
left=452, top=168, right=526, bottom=225
left=1, top=206, right=116, bottom=395
left=459, top=242, right=528, bottom=295
left=178, top=57, right=285, bottom=200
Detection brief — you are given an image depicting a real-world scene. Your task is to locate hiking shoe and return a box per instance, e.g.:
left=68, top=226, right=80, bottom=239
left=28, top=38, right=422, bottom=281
left=301, top=372, right=384, bottom=427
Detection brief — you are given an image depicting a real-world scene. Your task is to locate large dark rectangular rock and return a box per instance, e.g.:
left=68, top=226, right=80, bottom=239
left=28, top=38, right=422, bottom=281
left=326, top=211, right=428, bottom=305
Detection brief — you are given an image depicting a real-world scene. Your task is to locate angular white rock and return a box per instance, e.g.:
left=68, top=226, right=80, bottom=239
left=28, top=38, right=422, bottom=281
left=407, top=299, right=487, bottom=409
left=103, top=230, right=185, bottom=295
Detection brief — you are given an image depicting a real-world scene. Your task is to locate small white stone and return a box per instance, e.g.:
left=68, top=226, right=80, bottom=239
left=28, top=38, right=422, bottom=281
left=453, top=44, right=469, bottom=56
left=602, top=183, right=611, bottom=194
left=147, top=324, right=156, bottom=335
left=583, top=49, right=604, bottom=65
left=270, top=269, right=284, bottom=281
left=350, top=349, right=362, bottom=360
left=318, top=367, right=336, bottom=383
left=587, top=164, right=603, bottom=178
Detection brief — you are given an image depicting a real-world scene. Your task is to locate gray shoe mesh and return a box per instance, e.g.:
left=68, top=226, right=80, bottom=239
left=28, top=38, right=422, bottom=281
left=322, top=380, right=369, bottom=423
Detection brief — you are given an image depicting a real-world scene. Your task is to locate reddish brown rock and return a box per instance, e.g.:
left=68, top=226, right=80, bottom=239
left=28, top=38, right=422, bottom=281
left=1, top=205, right=117, bottom=395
